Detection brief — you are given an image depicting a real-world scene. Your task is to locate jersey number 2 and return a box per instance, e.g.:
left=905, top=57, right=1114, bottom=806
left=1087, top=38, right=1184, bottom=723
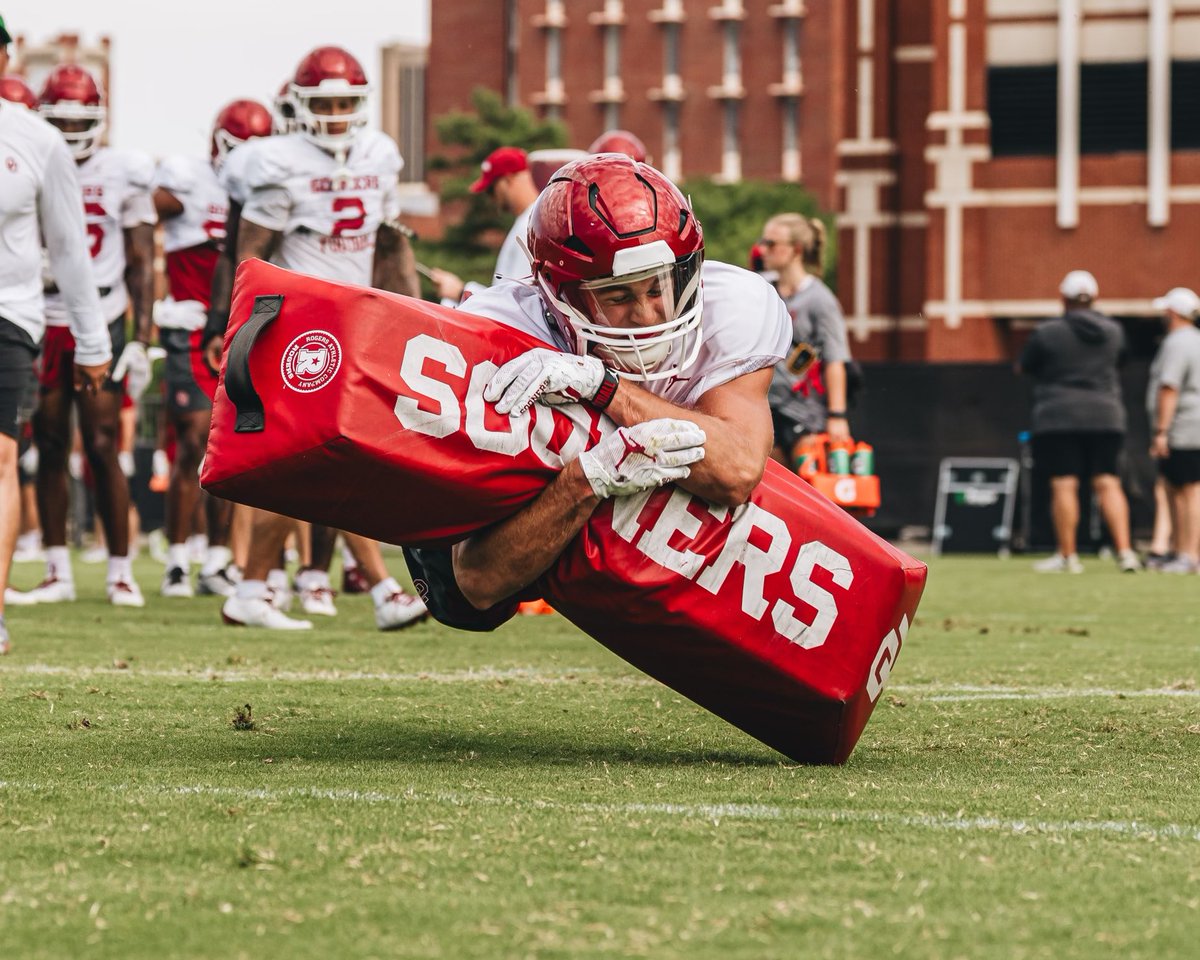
left=331, top=197, right=365, bottom=237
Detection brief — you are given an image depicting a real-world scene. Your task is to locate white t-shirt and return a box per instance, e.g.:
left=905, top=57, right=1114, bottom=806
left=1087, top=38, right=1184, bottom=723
left=1148, top=324, right=1200, bottom=449
left=44, top=146, right=157, bottom=327
left=239, top=130, right=403, bottom=286
left=153, top=155, right=228, bottom=328
left=461, top=260, right=791, bottom=408
left=0, top=101, right=108, bottom=362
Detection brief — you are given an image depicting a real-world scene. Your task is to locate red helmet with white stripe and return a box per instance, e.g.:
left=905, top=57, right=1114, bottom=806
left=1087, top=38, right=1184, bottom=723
left=211, top=99, right=272, bottom=166
left=527, top=154, right=704, bottom=382
left=289, top=46, right=370, bottom=154
left=0, top=75, right=38, bottom=110
left=39, top=64, right=107, bottom=160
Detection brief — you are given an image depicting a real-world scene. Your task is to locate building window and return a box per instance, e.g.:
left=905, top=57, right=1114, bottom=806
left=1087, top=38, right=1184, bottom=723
left=589, top=0, right=626, bottom=130
left=1172, top=60, right=1200, bottom=151
left=1079, top=62, right=1147, bottom=154
left=987, top=65, right=1057, bottom=157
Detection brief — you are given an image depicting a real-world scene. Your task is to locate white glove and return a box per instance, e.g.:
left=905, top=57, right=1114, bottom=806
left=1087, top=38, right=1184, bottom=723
left=111, top=341, right=164, bottom=402
left=578, top=419, right=706, bottom=499
left=485, top=348, right=606, bottom=415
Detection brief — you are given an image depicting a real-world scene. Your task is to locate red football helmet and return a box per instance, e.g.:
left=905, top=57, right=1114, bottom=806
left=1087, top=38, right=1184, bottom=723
left=211, top=99, right=272, bottom=166
left=272, top=80, right=297, bottom=135
left=39, top=64, right=107, bottom=160
left=0, top=75, right=39, bottom=110
left=588, top=129, right=648, bottom=164
left=527, top=155, right=704, bottom=382
left=288, top=46, right=370, bottom=153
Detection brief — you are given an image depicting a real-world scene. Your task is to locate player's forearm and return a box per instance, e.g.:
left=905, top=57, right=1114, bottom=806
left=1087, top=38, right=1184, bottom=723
left=125, top=224, right=156, bottom=342
left=823, top=361, right=847, bottom=414
left=452, top=461, right=600, bottom=609
left=1155, top=386, right=1180, bottom=433
left=372, top=224, right=419, bottom=297
left=604, top=381, right=766, bottom=506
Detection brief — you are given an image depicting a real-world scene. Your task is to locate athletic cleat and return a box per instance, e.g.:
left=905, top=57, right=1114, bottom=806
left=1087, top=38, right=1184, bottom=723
left=108, top=580, right=146, bottom=608
left=20, top=576, right=76, bottom=603
left=198, top=566, right=239, bottom=597
left=161, top=566, right=195, bottom=598
left=1032, top=553, right=1083, bottom=574
left=341, top=565, right=370, bottom=595
left=1159, top=555, right=1198, bottom=574
left=374, top=591, right=428, bottom=631
left=300, top=585, right=338, bottom=617
left=1144, top=552, right=1174, bottom=572
left=5, top=586, right=39, bottom=606
left=1117, top=549, right=1142, bottom=573
left=221, top=595, right=313, bottom=630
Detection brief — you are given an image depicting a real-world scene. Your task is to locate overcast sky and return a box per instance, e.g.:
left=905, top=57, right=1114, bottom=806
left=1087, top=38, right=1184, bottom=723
left=5, top=0, right=430, bottom=158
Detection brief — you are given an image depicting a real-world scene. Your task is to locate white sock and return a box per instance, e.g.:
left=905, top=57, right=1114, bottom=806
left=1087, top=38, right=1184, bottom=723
left=47, top=547, right=72, bottom=583
left=16, top=530, right=39, bottom=551
left=235, top=579, right=269, bottom=601
left=186, top=534, right=208, bottom=560
left=341, top=544, right=358, bottom=570
left=107, top=554, right=133, bottom=584
left=167, top=543, right=190, bottom=571
left=266, top=568, right=289, bottom=591
left=370, top=576, right=402, bottom=607
left=201, top=545, right=233, bottom=576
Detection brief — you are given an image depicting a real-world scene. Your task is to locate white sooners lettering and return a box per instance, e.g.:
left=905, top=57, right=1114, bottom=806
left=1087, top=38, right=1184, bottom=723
left=392, top=335, right=853, bottom=649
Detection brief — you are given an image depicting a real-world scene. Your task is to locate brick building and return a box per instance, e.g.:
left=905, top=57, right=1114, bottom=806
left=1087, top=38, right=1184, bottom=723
left=415, top=0, right=1200, bottom=362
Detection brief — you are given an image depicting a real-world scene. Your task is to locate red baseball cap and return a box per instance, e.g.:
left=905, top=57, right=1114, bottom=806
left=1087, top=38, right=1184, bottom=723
left=470, top=146, right=528, bottom=193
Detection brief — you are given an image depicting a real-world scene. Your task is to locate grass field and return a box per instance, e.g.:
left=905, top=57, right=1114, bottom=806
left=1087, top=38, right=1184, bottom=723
left=1, top=550, right=1198, bottom=959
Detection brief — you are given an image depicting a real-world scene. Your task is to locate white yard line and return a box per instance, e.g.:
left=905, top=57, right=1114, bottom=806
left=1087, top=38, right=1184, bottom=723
left=1, top=778, right=1197, bottom=842
left=1, top=663, right=1197, bottom=702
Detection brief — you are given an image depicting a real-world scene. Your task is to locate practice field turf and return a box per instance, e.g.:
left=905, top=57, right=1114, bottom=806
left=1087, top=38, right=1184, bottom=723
left=1, top=551, right=1198, bottom=959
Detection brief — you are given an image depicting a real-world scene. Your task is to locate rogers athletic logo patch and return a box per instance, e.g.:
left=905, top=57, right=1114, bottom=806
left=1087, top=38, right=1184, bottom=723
left=281, top=331, right=342, bottom=393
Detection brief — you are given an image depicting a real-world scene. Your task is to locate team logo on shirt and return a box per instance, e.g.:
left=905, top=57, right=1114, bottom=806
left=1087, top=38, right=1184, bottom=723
left=281, top=330, right=342, bottom=393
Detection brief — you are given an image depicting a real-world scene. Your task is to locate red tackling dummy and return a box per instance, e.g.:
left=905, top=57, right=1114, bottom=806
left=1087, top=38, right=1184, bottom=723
left=202, top=260, right=926, bottom=763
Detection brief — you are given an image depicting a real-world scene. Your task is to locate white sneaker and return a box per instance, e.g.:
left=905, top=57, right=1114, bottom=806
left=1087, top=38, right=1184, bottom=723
left=1032, top=553, right=1083, bottom=574
left=108, top=580, right=146, bottom=608
left=1117, top=549, right=1142, bottom=573
left=221, top=595, right=312, bottom=630
left=1160, top=555, right=1198, bottom=574
left=4, top=586, right=39, bottom=606
left=161, top=566, right=195, bottom=598
left=21, top=576, right=76, bottom=603
left=374, top=591, right=428, bottom=631
left=197, top=566, right=239, bottom=597
left=300, top=584, right=338, bottom=617
left=0, top=621, right=9, bottom=656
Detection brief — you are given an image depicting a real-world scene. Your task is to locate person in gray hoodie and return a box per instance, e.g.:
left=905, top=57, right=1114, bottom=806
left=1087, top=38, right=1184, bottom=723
left=1018, top=270, right=1140, bottom=573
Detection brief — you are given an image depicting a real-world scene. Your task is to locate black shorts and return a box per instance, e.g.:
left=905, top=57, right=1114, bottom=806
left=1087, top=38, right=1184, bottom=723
left=162, top=327, right=216, bottom=414
left=1031, top=430, right=1124, bottom=479
left=1159, top=448, right=1200, bottom=487
left=0, top=320, right=39, bottom=439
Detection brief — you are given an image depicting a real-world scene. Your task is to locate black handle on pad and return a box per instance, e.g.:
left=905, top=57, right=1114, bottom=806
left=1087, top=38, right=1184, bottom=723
left=224, top=294, right=283, bottom=433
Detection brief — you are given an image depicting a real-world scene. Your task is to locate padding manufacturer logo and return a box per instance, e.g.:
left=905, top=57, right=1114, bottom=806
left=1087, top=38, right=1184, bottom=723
left=281, top=330, right=342, bottom=393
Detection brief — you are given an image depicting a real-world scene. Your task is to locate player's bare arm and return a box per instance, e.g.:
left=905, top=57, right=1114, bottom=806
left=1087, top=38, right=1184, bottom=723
left=603, top=368, right=774, bottom=506
left=452, top=418, right=705, bottom=609
left=372, top=221, right=420, bottom=298
left=124, top=222, right=156, bottom=344
left=452, top=460, right=600, bottom=609
left=203, top=200, right=244, bottom=372
left=153, top=187, right=185, bottom=220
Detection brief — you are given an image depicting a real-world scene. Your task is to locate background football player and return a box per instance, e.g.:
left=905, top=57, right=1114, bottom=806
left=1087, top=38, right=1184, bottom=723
left=18, top=64, right=155, bottom=608
left=152, top=98, right=272, bottom=599
left=209, top=46, right=425, bottom=631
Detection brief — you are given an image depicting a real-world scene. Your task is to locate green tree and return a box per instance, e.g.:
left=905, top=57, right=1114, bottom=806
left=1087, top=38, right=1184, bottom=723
left=431, top=88, right=567, bottom=249
left=681, top=178, right=837, bottom=287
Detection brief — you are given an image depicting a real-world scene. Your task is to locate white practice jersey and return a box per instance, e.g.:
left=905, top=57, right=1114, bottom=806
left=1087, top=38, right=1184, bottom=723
left=45, top=146, right=157, bottom=327
left=463, top=260, right=791, bottom=408
left=153, top=155, right=228, bottom=329
left=239, top=130, right=403, bottom=286
left=0, top=101, right=108, bottom=362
